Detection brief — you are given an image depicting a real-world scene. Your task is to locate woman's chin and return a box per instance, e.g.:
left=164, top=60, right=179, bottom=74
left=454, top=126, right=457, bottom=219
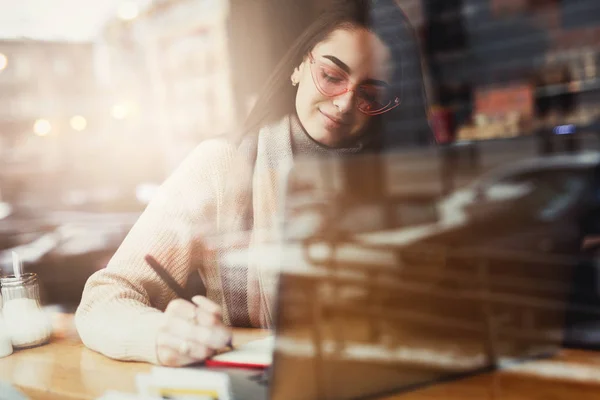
left=304, top=119, right=354, bottom=148
left=310, top=131, right=342, bottom=147
left=310, top=127, right=347, bottom=147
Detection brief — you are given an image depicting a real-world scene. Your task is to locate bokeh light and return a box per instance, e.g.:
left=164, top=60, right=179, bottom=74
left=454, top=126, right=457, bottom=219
left=0, top=53, right=7, bottom=72
left=70, top=115, right=88, bottom=131
left=117, top=2, right=139, bottom=21
left=111, top=103, right=129, bottom=120
left=33, top=119, right=52, bottom=137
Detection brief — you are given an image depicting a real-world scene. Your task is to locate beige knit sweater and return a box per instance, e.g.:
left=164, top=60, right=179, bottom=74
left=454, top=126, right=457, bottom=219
left=75, top=113, right=364, bottom=364
left=75, top=116, right=298, bottom=364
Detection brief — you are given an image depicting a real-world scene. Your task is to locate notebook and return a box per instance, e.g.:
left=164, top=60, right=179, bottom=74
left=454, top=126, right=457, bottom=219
left=205, top=336, right=274, bottom=369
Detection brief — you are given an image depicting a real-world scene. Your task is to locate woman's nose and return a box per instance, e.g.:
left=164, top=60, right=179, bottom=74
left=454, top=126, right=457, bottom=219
left=332, top=90, right=356, bottom=113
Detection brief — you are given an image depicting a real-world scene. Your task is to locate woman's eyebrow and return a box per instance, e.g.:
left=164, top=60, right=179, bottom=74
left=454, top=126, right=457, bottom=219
left=322, top=55, right=350, bottom=74
left=321, top=55, right=388, bottom=87
left=362, top=78, right=388, bottom=87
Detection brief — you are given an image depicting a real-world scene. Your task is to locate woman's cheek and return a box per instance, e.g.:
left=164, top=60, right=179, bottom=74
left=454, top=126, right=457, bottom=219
left=352, top=115, right=369, bottom=136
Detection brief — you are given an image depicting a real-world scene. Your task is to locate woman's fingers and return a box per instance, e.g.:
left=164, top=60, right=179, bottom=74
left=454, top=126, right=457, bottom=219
left=167, top=316, right=230, bottom=350
left=165, top=298, right=197, bottom=319
left=192, top=295, right=222, bottom=316
left=191, top=296, right=232, bottom=344
left=156, top=332, right=215, bottom=366
left=194, top=306, right=223, bottom=327
left=156, top=297, right=232, bottom=367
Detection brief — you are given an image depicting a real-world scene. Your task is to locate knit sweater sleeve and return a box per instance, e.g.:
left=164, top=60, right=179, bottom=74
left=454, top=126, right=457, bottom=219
left=75, top=139, right=234, bottom=364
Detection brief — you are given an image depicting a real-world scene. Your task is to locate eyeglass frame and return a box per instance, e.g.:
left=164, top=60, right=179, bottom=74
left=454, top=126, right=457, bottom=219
left=307, top=52, right=401, bottom=116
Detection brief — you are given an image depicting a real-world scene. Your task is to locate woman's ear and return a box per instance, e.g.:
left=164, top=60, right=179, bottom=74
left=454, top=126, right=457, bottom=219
left=291, top=60, right=307, bottom=86
left=291, top=66, right=301, bottom=86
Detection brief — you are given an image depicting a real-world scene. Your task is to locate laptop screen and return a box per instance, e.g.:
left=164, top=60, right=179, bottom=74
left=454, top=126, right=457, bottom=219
left=269, top=139, right=599, bottom=400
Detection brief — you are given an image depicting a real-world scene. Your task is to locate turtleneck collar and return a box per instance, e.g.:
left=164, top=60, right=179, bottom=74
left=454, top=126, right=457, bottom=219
left=289, top=112, right=364, bottom=157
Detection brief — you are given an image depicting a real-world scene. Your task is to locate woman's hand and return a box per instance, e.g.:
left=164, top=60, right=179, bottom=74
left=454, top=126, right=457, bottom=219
left=156, top=296, right=232, bottom=367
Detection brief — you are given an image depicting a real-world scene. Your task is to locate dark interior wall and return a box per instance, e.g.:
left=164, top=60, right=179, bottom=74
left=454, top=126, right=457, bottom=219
left=426, top=0, right=600, bottom=88
left=561, top=0, right=600, bottom=30
left=462, top=0, right=549, bottom=86
left=423, top=0, right=549, bottom=89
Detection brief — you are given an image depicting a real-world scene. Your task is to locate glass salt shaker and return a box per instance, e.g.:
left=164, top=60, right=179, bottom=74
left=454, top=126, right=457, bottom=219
left=0, top=273, right=52, bottom=348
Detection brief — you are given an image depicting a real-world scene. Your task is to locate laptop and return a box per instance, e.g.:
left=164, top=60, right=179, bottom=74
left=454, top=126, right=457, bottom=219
left=220, top=139, right=599, bottom=400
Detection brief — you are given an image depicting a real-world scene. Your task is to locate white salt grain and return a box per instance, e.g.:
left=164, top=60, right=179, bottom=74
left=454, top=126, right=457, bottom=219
left=3, top=298, right=52, bottom=348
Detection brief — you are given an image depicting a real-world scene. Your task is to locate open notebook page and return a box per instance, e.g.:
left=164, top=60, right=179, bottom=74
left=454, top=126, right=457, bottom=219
left=205, top=336, right=274, bottom=368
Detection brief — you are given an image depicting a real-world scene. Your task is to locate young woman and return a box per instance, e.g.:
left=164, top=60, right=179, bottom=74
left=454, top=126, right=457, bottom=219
left=75, top=0, right=430, bottom=367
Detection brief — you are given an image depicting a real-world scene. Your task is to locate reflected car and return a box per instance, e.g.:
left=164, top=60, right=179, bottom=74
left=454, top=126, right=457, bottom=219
left=431, top=152, right=600, bottom=255
left=395, top=152, right=600, bottom=349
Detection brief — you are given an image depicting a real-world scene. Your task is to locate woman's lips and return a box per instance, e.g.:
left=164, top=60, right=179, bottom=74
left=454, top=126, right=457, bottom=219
left=319, top=109, right=349, bottom=130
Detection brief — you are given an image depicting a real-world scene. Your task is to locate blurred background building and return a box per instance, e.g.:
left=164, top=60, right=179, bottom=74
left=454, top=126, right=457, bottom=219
left=0, top=40, right=107, bottom=207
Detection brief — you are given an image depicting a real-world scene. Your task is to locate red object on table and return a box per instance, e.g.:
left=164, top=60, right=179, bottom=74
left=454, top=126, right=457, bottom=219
left=429, top=107, right=455, bottom=144
left=204, top=359, right=268, bottom=369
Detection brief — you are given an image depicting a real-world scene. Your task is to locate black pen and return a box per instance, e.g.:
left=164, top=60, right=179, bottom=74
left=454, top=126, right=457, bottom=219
left=144, top=254, right=234, bottom=350
left=145, top=254, right=190, bottom=300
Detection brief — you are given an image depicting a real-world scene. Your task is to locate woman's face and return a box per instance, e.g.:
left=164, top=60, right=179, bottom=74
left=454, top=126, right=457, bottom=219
left=293, top=27, right=392, bottom=147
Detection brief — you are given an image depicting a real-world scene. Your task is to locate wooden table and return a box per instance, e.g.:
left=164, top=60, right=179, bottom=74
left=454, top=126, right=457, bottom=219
left=0, top=314, right=270, bottom=400
left=2, top=314, right=600, bottom=399
left=385, top=350, right=600, bottom=399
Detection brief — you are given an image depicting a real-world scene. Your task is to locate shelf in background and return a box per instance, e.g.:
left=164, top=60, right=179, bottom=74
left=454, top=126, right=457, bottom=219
left=536, top=78, right=600, bottom=98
